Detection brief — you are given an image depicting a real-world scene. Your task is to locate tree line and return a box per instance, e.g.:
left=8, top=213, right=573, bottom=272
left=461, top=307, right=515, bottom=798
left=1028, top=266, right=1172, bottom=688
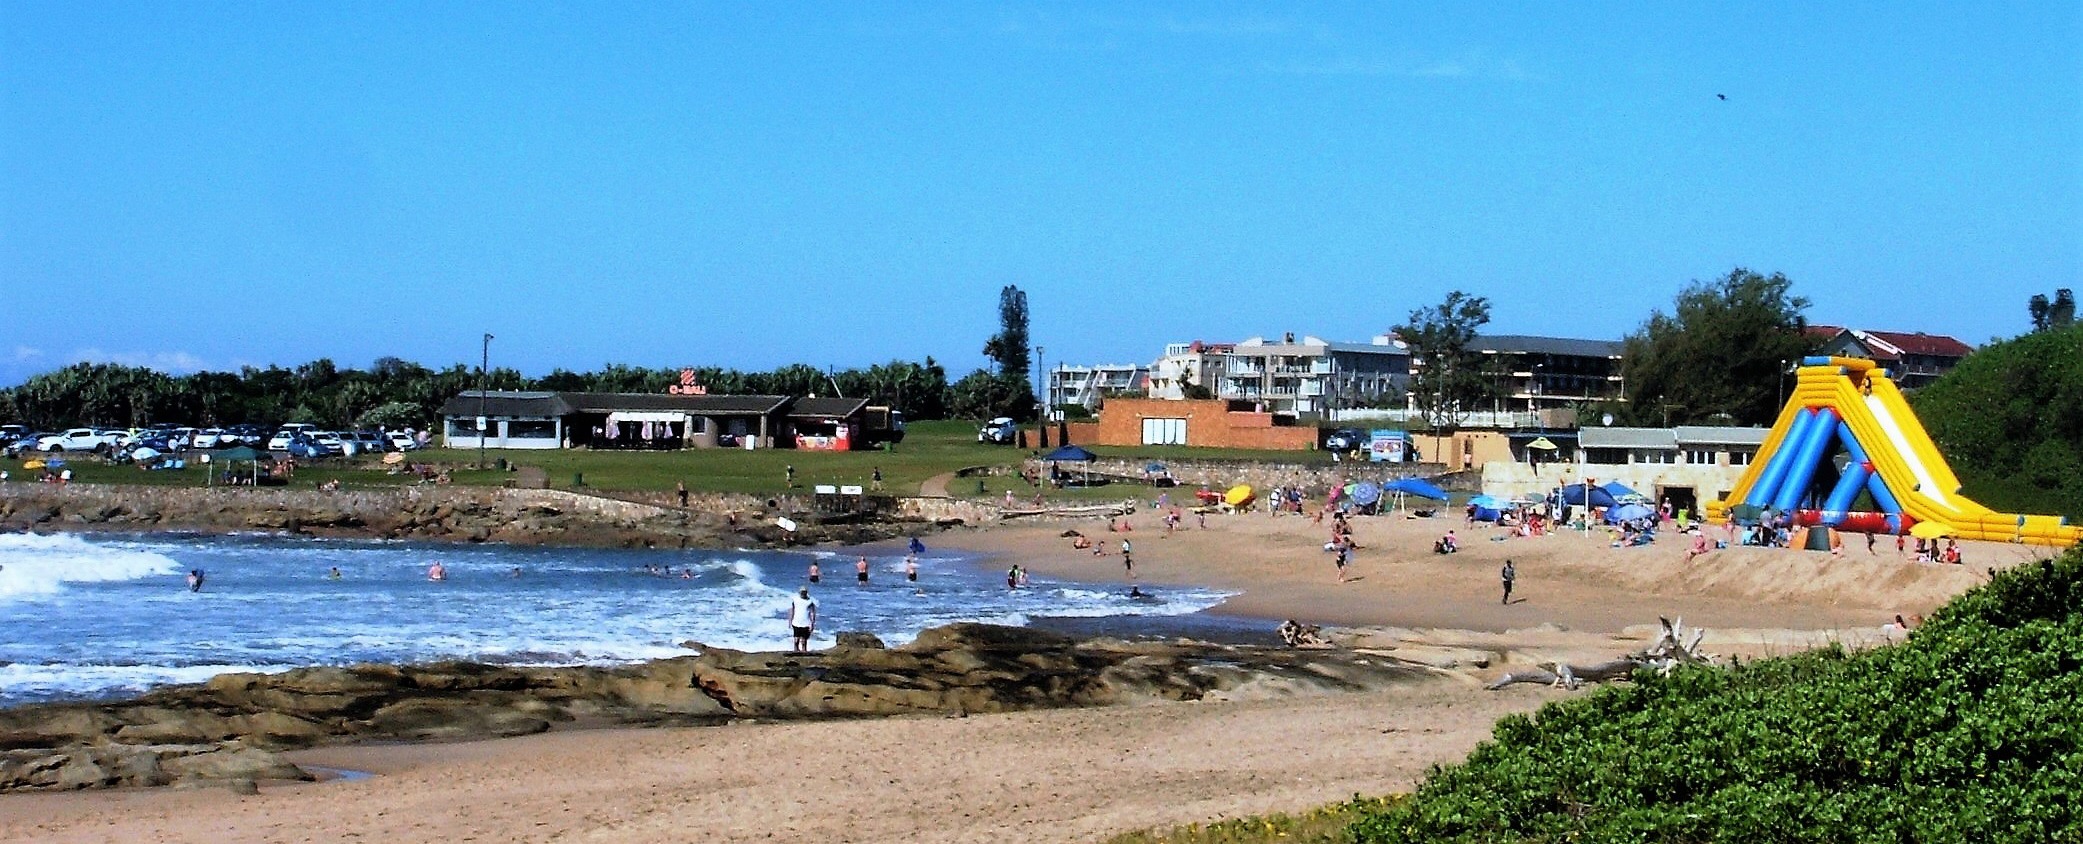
left=0, top=357, right=979, bottom=431
left=1, top=285, right=1045, bottom=432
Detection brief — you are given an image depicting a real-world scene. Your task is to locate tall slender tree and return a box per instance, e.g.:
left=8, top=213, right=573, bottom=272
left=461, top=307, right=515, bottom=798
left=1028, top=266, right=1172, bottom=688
left=1396, top=291, right=1497, bottom=433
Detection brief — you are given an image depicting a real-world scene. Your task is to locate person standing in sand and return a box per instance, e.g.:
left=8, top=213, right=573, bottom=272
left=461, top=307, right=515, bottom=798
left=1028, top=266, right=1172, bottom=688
left=1121, top=538, right=1134, bottom=577
left=788, top=588, right=817, bottom=652
left=676, top=480, right=689, bottom=508
left=1333, top=538, right=1351, bottom=583
left=1500, top=559, right=1516, bottom=605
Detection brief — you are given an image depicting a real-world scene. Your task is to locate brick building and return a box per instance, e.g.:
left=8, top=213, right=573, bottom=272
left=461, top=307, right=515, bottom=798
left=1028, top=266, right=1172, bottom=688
left=1076, top=398, right=1317, bottom=450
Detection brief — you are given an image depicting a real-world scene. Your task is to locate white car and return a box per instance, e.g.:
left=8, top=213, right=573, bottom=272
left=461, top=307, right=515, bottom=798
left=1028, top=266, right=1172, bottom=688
left=387, top=430, right=420, bottom=451
left=977, top=417, right=1019, bottom=444
left=192, top=428, right=226, bottom=448
left=266, top=431, right=295, bottom=451
left=40, top=428, right=114, bottom=452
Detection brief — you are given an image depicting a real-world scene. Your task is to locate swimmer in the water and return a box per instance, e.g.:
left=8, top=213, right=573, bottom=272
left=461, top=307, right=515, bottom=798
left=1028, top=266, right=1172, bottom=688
left=427, top=562, right=447, bottom=581
left=328, top=567, right=342, bottom=580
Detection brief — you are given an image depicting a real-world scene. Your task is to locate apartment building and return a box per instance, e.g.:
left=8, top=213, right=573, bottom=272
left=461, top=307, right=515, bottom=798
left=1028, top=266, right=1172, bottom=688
left=1046, top=363, right=1150, bottom=413
left=1145, top=341, right=1233, bottom=400
left=1218, top=333, right=1411, bottom=418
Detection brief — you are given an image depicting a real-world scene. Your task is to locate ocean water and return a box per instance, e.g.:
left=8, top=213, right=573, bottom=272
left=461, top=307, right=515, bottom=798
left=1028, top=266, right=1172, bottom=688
left=0, top=532, right=1232, bottom=706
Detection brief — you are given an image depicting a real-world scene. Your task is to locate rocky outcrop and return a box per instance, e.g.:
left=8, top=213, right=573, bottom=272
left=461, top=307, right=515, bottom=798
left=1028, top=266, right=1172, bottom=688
left=0, top=485, right=945, bottom=550
left=0, top=623, right=1440, bottom=793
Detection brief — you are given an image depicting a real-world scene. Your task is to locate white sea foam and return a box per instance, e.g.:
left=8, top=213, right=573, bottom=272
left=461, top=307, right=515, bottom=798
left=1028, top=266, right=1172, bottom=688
left=0, top=533, right=183, bottom=599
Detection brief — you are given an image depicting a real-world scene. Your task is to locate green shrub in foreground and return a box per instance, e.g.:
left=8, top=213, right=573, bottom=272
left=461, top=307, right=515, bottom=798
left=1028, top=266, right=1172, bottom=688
left=1350, top=551, right=2083, bottom=843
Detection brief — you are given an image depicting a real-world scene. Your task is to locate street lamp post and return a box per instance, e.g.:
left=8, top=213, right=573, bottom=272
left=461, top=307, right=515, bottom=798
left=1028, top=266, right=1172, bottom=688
left=1035, top=345, right=1045, bottom=422
left=478, top=333, right=493, bottom=470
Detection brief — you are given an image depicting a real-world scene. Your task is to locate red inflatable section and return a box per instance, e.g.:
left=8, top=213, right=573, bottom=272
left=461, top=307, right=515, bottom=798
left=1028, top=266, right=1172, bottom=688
left=1793, top=510, right=1915, bottom=535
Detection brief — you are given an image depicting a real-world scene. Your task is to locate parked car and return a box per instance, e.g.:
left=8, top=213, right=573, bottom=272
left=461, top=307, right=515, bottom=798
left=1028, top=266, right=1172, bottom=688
left=4, top=433, right=50, bottom=458
left=280, top=433, right=332, bottom=460
left=1324, top=429, right=1369, bottom=453
left=0, top=424, right=29, bottom=442
left=311, top=431, right=352, bottom=457
left=191, top=428, right=226, bottom=448
left=224, top=424, right=266, bottom=445
left=350, top=430, right=390, bottom=454
left=39, top=428, right=115, bottom=452
left=386, top=430, right=420, bottom=451
left=977, top=417, right=1019, bottom=445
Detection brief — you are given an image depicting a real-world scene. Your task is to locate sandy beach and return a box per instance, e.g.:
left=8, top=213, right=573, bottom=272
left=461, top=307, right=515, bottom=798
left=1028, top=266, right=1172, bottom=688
left=3, top=508, right=2050, bottom=844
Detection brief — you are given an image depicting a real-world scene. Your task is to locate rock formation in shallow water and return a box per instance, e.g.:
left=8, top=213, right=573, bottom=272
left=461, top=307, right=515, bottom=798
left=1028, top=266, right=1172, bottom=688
left=0, top=623, right=1438, bottom=792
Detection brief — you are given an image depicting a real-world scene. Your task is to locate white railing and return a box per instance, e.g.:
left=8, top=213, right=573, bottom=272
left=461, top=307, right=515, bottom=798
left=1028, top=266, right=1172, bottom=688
left=1328, top=408, right=1540, bottom=428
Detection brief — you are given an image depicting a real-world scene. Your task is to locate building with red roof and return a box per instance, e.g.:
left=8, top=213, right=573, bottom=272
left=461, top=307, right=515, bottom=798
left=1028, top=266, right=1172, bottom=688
left=1811, top=327, right=1975, bottom=389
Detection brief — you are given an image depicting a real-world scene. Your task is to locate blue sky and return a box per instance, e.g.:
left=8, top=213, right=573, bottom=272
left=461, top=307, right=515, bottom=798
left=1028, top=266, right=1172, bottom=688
left=3, top=3, right=2077, bottom=386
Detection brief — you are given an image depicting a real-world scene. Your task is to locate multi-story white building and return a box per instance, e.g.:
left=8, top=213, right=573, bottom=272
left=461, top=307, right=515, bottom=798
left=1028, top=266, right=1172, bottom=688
left=1145, top=341, right=1233, bottom=400
left=1046, top=363, right=1150, bottom=413
left=1219, top=333, right=1411, bottom=418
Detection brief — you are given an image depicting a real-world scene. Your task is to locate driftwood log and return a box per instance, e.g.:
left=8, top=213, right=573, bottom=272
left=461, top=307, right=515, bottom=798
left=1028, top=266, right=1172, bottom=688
left=1486, top=616, right=1715, bottom=691
left=1278, top=619, right=1333, bottom=649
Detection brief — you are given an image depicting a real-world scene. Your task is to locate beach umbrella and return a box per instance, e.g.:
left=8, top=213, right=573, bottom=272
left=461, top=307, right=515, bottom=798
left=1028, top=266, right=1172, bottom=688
left=1224, top=484, right=1254, bottom=507
left=1526, top=436, right=1559, bottom=450
left=1910, top=521, right=1954, bottom=539
left=1468, top=494, right=1504, bottom=509
left=1351, top=482, right=1382, bottom=507
left=1606, top=503, right=1655, bottom=523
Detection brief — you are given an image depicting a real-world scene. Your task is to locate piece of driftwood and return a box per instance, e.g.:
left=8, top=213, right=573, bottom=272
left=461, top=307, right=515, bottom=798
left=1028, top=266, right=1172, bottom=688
left=1487, top=616, right=1716, bottom=691
left=1278, top=619, right=1333, bottom=649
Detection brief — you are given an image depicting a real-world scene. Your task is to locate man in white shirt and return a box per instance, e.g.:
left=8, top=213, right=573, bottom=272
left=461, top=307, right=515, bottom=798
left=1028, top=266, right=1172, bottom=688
left=788, top=588, right=818, bottom=652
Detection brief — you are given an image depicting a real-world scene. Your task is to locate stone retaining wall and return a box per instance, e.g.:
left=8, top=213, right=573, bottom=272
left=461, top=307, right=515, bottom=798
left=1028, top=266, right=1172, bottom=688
left=1049, top=457, right=1451, bottom=495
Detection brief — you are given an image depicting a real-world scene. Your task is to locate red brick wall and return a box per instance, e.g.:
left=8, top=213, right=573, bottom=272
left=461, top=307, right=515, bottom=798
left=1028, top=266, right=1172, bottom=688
left=1089, top=399, right=1316, bottom=450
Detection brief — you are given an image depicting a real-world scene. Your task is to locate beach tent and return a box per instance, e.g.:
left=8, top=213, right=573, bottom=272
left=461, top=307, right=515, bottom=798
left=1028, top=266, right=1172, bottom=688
left=213, top=446, right=269, bottom=486
left=1384, top=477, right=1449, bottom=501
left=1467, top=494, right=1506, bottom=522
left=1044, top=445, right=1097, bottom=462
left=1043, top=445, right=1097, bottom=485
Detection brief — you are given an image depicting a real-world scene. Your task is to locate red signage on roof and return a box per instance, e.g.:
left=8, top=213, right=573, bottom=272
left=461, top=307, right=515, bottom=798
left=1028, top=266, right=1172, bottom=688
left=668, top=368, right=708, bottom=395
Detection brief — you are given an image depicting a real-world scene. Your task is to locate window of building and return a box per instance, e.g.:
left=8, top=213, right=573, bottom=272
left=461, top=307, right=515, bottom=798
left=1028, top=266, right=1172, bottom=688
left=508, top=419, right=558, bottom=440
left=1685, top=449, right=1716, bottom=465
left=1634, top=449, right=1672, bottom=464
left=1729, top=450, right=1753, bottom=466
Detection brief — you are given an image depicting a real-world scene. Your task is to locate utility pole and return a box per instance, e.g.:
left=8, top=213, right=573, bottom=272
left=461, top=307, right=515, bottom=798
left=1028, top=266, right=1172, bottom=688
left=478, top=333, right=493, bottom=470
left=1035, top=345, right=1045, bottom=422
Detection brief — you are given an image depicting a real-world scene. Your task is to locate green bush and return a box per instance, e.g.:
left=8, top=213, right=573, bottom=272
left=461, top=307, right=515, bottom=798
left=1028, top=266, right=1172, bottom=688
left=1349, top=549, right=2083, bottom=843
left=1913, top=324, right=2083, bottom=521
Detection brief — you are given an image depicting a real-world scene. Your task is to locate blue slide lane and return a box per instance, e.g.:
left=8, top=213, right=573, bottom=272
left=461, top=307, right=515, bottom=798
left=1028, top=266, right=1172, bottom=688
left=1745, top=408, right=1812, bottom=508
left=1771, top=408, right=1839, bottom=512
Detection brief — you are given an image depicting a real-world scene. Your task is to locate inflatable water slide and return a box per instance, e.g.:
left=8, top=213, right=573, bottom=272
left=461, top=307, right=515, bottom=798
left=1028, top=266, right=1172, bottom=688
left=1705, top=356, right=2081, bottom=547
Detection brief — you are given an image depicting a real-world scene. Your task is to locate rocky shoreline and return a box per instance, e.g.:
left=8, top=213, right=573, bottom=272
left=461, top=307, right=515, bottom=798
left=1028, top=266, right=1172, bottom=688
left=0, top=484, right=962, bottom=550
left=0, top=623, right=1441, bottom=793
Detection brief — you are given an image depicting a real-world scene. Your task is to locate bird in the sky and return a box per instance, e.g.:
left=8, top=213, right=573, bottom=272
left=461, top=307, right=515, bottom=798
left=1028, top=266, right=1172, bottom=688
left=1716, top=94, right=1727, bottom=101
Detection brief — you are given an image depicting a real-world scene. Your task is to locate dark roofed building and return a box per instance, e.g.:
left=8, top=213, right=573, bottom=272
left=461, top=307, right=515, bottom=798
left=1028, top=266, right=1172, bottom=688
left=1468, top=334, right=1627, bottom=418
left=440, top=390, right=870, bottom=450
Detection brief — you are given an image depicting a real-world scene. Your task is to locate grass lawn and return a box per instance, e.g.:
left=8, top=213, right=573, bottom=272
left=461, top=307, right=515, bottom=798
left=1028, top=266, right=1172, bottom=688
left=7, top=419, right=1322, bottom=500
